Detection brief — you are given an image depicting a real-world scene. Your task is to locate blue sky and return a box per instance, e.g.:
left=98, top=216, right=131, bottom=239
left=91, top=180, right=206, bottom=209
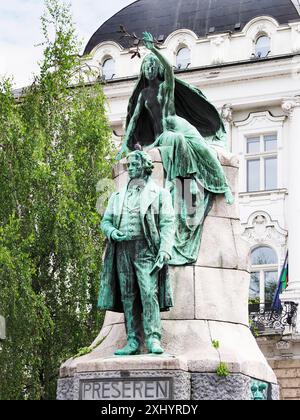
left=0, top=0, right=134, bottom=88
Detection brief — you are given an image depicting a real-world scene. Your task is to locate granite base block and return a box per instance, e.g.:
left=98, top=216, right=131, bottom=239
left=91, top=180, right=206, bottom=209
left=57, top=371, right=279, bottom=400
left=57, top=370, right=190, bottom=401
left=191, top=373, right=280, bottom=400
left=57, top=377, right=75, bottom=401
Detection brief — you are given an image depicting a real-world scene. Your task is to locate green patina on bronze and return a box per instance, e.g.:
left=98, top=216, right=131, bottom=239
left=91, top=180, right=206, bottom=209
left=98, top=32, right=235, bottom=355
left=98, top=151, right=175, bottom=355
left=251, top=380, right=268, bottom=400
left=117, top=32, right=233, bottom=265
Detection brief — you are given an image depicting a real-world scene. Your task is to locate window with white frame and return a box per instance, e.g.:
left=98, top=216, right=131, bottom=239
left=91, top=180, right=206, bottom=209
left=102, top=57, right=115, bottom=80
left=249, top=246, right=278, bottom=308
left=246, top=133, right=278, bottom=192
left=176, top=47, right=191, bottom=69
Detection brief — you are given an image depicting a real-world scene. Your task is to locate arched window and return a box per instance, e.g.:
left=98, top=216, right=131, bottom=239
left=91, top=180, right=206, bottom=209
left=255, top=36, right=270, bottom=58
left=249, top=246, right=278, bottom=308
left=102, top=58, right=115, bottom=80
left=176, top=47, right=191, bottom=69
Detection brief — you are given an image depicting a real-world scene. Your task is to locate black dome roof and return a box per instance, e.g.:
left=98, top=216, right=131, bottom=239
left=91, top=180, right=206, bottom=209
left=84, top=0, right=299, bottom=55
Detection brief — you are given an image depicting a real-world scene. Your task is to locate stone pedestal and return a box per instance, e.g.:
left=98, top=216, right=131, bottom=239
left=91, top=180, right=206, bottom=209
left=57, top=148, right=279, bottom=400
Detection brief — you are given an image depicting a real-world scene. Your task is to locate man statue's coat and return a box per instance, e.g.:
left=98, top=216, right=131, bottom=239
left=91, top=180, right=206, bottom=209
left=98, top=178, right=175, bottom=313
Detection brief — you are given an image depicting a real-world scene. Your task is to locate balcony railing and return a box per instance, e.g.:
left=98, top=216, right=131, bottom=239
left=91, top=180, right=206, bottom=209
left=249, top=302, right=298, bottom=336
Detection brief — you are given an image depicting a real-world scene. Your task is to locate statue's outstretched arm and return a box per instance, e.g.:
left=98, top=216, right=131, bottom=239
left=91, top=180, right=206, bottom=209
left=116, top=92, right=144, bottom=160
left=143, top=32, right=175, bottom=91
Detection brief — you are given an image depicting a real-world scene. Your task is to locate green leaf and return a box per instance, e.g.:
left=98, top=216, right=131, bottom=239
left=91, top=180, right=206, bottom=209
left=216, top=362, right=230, bottom=378
left=212, top=340, right=220, bottom=349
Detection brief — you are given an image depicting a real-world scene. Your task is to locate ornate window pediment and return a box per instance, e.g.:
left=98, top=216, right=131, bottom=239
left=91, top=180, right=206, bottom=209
left=242, top=211, right=287, bottom=264
left=243, top=16, right=279, bottom=39
left=164, top=29, right=198, bottom=47
left=235, top=111, right=285, bottom=131
left=242, top=16, right=279, bottom=59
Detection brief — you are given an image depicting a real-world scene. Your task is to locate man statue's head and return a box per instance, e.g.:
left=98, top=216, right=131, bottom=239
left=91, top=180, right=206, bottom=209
left=126, top=150, right=154, bottom=180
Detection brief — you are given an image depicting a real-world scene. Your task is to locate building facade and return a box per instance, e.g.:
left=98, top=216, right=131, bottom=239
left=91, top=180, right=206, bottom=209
left=83, top=0, right=300, bottom=400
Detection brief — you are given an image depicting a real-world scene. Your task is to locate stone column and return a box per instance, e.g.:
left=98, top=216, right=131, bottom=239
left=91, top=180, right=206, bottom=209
left=221, top=104, right=233, bottom=152
left=280, top=97, right=300, bottom=333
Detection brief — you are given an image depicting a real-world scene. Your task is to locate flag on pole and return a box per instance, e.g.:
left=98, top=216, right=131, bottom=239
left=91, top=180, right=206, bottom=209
left=272, top=252, right=288, bottom=312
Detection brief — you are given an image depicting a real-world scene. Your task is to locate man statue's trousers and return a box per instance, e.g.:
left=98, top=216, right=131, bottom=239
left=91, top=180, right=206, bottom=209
left=115, top=238, right=161, bottom=343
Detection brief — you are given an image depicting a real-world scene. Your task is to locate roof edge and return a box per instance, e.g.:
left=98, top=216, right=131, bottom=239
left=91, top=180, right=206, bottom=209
left=290, top=0, right=300, bottom=15
left=83, top=0, right=139, bottom=55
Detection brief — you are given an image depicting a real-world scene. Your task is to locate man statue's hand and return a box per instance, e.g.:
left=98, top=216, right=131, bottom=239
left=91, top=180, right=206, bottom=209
left=111, top=230, right=127, bottom=242
left=150, top=251, right=171, bottom=276
left=158, top=251, right=171, bottom=265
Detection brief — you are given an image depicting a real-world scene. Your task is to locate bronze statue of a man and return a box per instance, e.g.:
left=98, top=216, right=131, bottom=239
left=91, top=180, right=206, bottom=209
left=98, top=150, right=175, bottom=355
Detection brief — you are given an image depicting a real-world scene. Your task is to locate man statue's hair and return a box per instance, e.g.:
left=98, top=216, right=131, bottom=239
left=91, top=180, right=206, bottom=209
left=127, top=149, right=154, bottom=176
